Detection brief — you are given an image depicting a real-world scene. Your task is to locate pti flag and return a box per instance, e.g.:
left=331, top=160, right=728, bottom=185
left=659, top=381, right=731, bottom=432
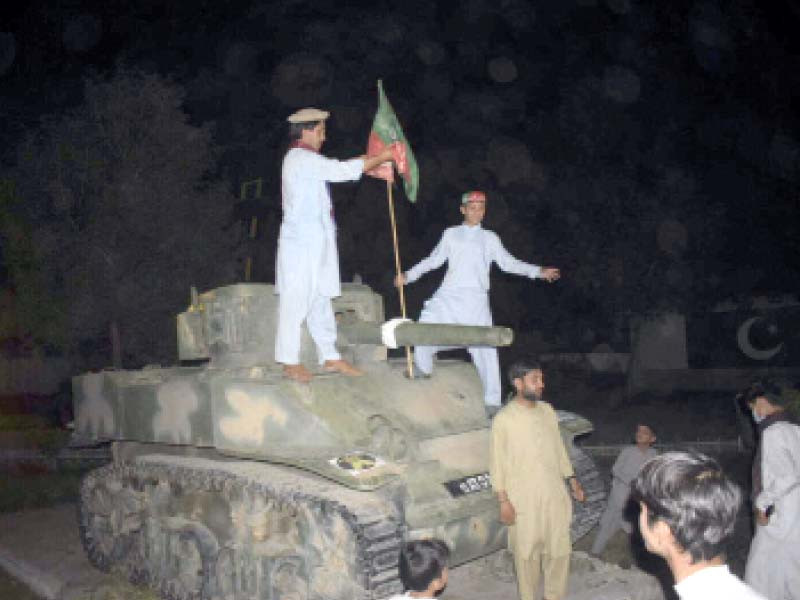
left=366, top=80, right=419, bottom=203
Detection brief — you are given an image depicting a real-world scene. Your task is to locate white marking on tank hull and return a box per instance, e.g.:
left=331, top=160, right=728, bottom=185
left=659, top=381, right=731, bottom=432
left=219, top=388, right=288, bottom=446
left=154, top=379, right=200, bottom=443
left=76, top=374, right=114, bottom=436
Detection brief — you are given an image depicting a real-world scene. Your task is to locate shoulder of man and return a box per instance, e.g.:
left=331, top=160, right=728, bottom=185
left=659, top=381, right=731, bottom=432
left=492, top=403, right=510, bottom=422
left=481, top=226, right=500, bottom=244
left=538, top=400, right=556, bottom=414
left=283, top=146, right=313, bottom=167
left=491, top=402, right=518, bottom=425
left=764, top=420, right=800, bottom=443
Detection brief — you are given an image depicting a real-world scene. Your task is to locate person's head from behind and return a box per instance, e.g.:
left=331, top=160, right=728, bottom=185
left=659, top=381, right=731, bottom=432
left=398, top=538, right=450, bottom=597
left=507, top=360, right=544, bottom=402
left=635, top=423, right=656, bottom=448
left=631, top=451, right=741, bottom=565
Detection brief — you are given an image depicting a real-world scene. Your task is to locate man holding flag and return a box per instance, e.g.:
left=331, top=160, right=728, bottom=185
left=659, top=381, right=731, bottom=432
left=394, top=191, right=560, bottom=414
left=275, top=107, right=397, bottom=383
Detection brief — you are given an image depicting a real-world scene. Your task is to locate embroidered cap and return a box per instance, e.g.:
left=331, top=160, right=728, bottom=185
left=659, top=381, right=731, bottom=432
left=287, top=107, right=330, bottom=123
left=461, top=191, right=486, bottom=204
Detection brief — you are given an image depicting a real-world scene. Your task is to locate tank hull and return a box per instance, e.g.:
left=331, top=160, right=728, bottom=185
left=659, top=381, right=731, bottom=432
left=73, top=283, right=605, bottom=600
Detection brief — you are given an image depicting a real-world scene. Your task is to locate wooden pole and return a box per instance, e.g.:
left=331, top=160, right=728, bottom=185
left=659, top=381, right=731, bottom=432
left=387, top=180, right=414, bottom=377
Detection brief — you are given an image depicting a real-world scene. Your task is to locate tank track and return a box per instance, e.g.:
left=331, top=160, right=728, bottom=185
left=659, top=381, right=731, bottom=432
left=568, top=446, right=606, bottom=541
left=78, top=455, right=405, bottom=600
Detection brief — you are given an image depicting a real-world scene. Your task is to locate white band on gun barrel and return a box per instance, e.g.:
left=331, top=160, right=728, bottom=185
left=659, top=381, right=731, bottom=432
left=380, top=318, right=412, bottom=349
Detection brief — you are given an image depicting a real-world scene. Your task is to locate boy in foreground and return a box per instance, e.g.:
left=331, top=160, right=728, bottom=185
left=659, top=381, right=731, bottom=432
left=631, top=451, right=765, bottom=600
left=387, top=538, right=450, bottom=599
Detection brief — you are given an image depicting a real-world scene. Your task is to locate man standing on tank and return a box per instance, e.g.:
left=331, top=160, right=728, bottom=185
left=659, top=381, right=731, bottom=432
left=490, top=361, right=585, bottom=600
left=394, top=191, right=560, bottom=414
left=276, top=108, right=397, bottom=383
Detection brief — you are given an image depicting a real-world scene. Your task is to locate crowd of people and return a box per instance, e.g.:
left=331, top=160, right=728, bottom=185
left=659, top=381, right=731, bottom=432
left=276, top=106, right=799, bottom=600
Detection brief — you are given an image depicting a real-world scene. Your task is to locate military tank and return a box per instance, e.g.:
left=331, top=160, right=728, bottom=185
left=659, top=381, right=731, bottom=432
left=72, top=282, right=604, bottom=600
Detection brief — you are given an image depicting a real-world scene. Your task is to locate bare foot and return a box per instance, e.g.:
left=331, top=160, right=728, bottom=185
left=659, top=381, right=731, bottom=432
left=323, top=359, right=364, bottom=377
left=282, top=364, right=312, bottom=383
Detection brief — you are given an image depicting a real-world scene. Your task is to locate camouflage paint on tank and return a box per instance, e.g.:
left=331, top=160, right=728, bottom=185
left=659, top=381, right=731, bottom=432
left=73, top=282, right=604, bottom=599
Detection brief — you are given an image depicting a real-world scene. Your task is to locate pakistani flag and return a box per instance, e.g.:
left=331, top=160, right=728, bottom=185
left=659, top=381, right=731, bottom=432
left=366, top=80, right=419, bottom=203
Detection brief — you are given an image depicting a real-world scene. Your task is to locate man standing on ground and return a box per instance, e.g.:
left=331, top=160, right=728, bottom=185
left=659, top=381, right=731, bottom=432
left=395, top=192, right=560, bottom=413
left=741, top=379, right=800, bottom=600
left=490, top=361, right=584, bottom=600
left=632, top=451, right=765, bottom=600
left=276, top=107, right=396, bottom=383
left=591, top=423, right=658, bottom=556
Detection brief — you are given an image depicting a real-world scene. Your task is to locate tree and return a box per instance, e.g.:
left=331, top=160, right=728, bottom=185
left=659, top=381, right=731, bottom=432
left=6, top=68, right=238, bottom=369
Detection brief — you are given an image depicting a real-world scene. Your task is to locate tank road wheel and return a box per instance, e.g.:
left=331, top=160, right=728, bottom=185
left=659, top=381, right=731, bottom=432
left=160, top=525, right=218, bottom=600
left=78, top=465, right=133, bottom=572
left=272, top=557, right=308, bottom=600
left=569, top=446, right=606, bottom=541
left=212, top=548, right=236, bottom=600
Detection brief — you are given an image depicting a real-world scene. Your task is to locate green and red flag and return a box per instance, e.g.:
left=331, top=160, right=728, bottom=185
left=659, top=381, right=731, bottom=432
left=366, top=80, right=419, bottom=203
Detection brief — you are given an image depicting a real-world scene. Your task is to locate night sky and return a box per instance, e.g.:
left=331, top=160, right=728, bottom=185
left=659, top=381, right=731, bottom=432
left=1, top=0, right=799, bottom=368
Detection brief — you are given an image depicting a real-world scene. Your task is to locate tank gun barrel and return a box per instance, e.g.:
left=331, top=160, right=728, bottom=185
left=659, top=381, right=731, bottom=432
left=338, top=321, right=513, bottom=348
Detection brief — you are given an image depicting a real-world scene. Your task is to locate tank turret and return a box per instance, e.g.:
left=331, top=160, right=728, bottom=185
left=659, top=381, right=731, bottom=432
left=72, top=282, right=605, bottom=600
left=175, top=282, right=512, bottom=369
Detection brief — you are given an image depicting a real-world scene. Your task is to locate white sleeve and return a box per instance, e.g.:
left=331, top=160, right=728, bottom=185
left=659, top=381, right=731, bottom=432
left=486, top=232, right=541, bottom=279
left=405, top=230, right=450, bottom=284
left=755, top=426, right=800, bottom=511
left=611, top=447, right=629, bottom=481
left=305, top=152, right=364, bottom=183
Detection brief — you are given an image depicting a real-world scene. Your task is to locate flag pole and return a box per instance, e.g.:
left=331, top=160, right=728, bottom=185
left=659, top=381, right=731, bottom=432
left=387, top=179, right=414, bottom=378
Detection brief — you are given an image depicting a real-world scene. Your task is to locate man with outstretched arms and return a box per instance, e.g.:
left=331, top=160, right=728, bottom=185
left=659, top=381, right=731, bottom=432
left=395, top=191, right=559, bottom=413
left=276, top=107, right=396, bottom=383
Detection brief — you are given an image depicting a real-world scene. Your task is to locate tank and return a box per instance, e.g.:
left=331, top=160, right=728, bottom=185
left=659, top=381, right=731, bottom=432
left=72, top=282, right=605, bottom=600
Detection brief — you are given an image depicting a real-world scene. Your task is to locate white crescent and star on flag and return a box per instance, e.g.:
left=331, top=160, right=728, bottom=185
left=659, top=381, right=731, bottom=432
left=736, top=316, right=783, bottom=361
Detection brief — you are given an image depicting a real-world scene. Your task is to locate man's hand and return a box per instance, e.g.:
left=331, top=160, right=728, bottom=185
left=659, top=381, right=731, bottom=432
left=362, top=144, right=397, bottom=173
left=755, top=508, right=770, bottom=526
left=569, top=478, right=585, bottom=502
left=540, top=267, right=560, bottom=283
left=394, top=273, right=407, bottom=288
left=378, top=144, right=396, bottom=163
left=499, top=498, right=516, bottom=525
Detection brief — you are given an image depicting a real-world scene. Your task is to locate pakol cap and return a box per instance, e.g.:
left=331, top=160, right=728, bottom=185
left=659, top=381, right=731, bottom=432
left=286, top=107, right=330, bottom=123
left=461, top=190, right=486, bottom=204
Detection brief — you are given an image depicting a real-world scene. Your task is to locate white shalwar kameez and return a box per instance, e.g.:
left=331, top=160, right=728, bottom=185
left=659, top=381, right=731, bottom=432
left=404, top=224, right=541, bottom=407
left=275, top=147, right=364, bottom=365
left=744, top=421, right=800, bottom=600
left=674, top=565, right=766, bottom=600
left=591, top=445, right=658, bottom=554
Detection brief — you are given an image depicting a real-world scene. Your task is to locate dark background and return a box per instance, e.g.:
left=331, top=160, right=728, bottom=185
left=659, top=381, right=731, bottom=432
left=1, top=0, right=798, bottom=373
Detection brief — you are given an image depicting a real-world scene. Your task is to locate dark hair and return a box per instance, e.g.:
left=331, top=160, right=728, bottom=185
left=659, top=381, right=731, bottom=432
left=507, top=360, right=542, bottom=387
left=637, top=423, right=656, bottom=437
left=741, top=378, right=789, bottom=408
left=398, top=539, right=450, bottom=592
left=631, top=451, right=742, bottom=564
left=288, top=120, right=321, bottom=141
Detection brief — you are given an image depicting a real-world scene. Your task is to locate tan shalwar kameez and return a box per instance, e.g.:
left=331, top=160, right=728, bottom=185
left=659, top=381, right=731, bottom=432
left=490, top=400, right=574, bottom=600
